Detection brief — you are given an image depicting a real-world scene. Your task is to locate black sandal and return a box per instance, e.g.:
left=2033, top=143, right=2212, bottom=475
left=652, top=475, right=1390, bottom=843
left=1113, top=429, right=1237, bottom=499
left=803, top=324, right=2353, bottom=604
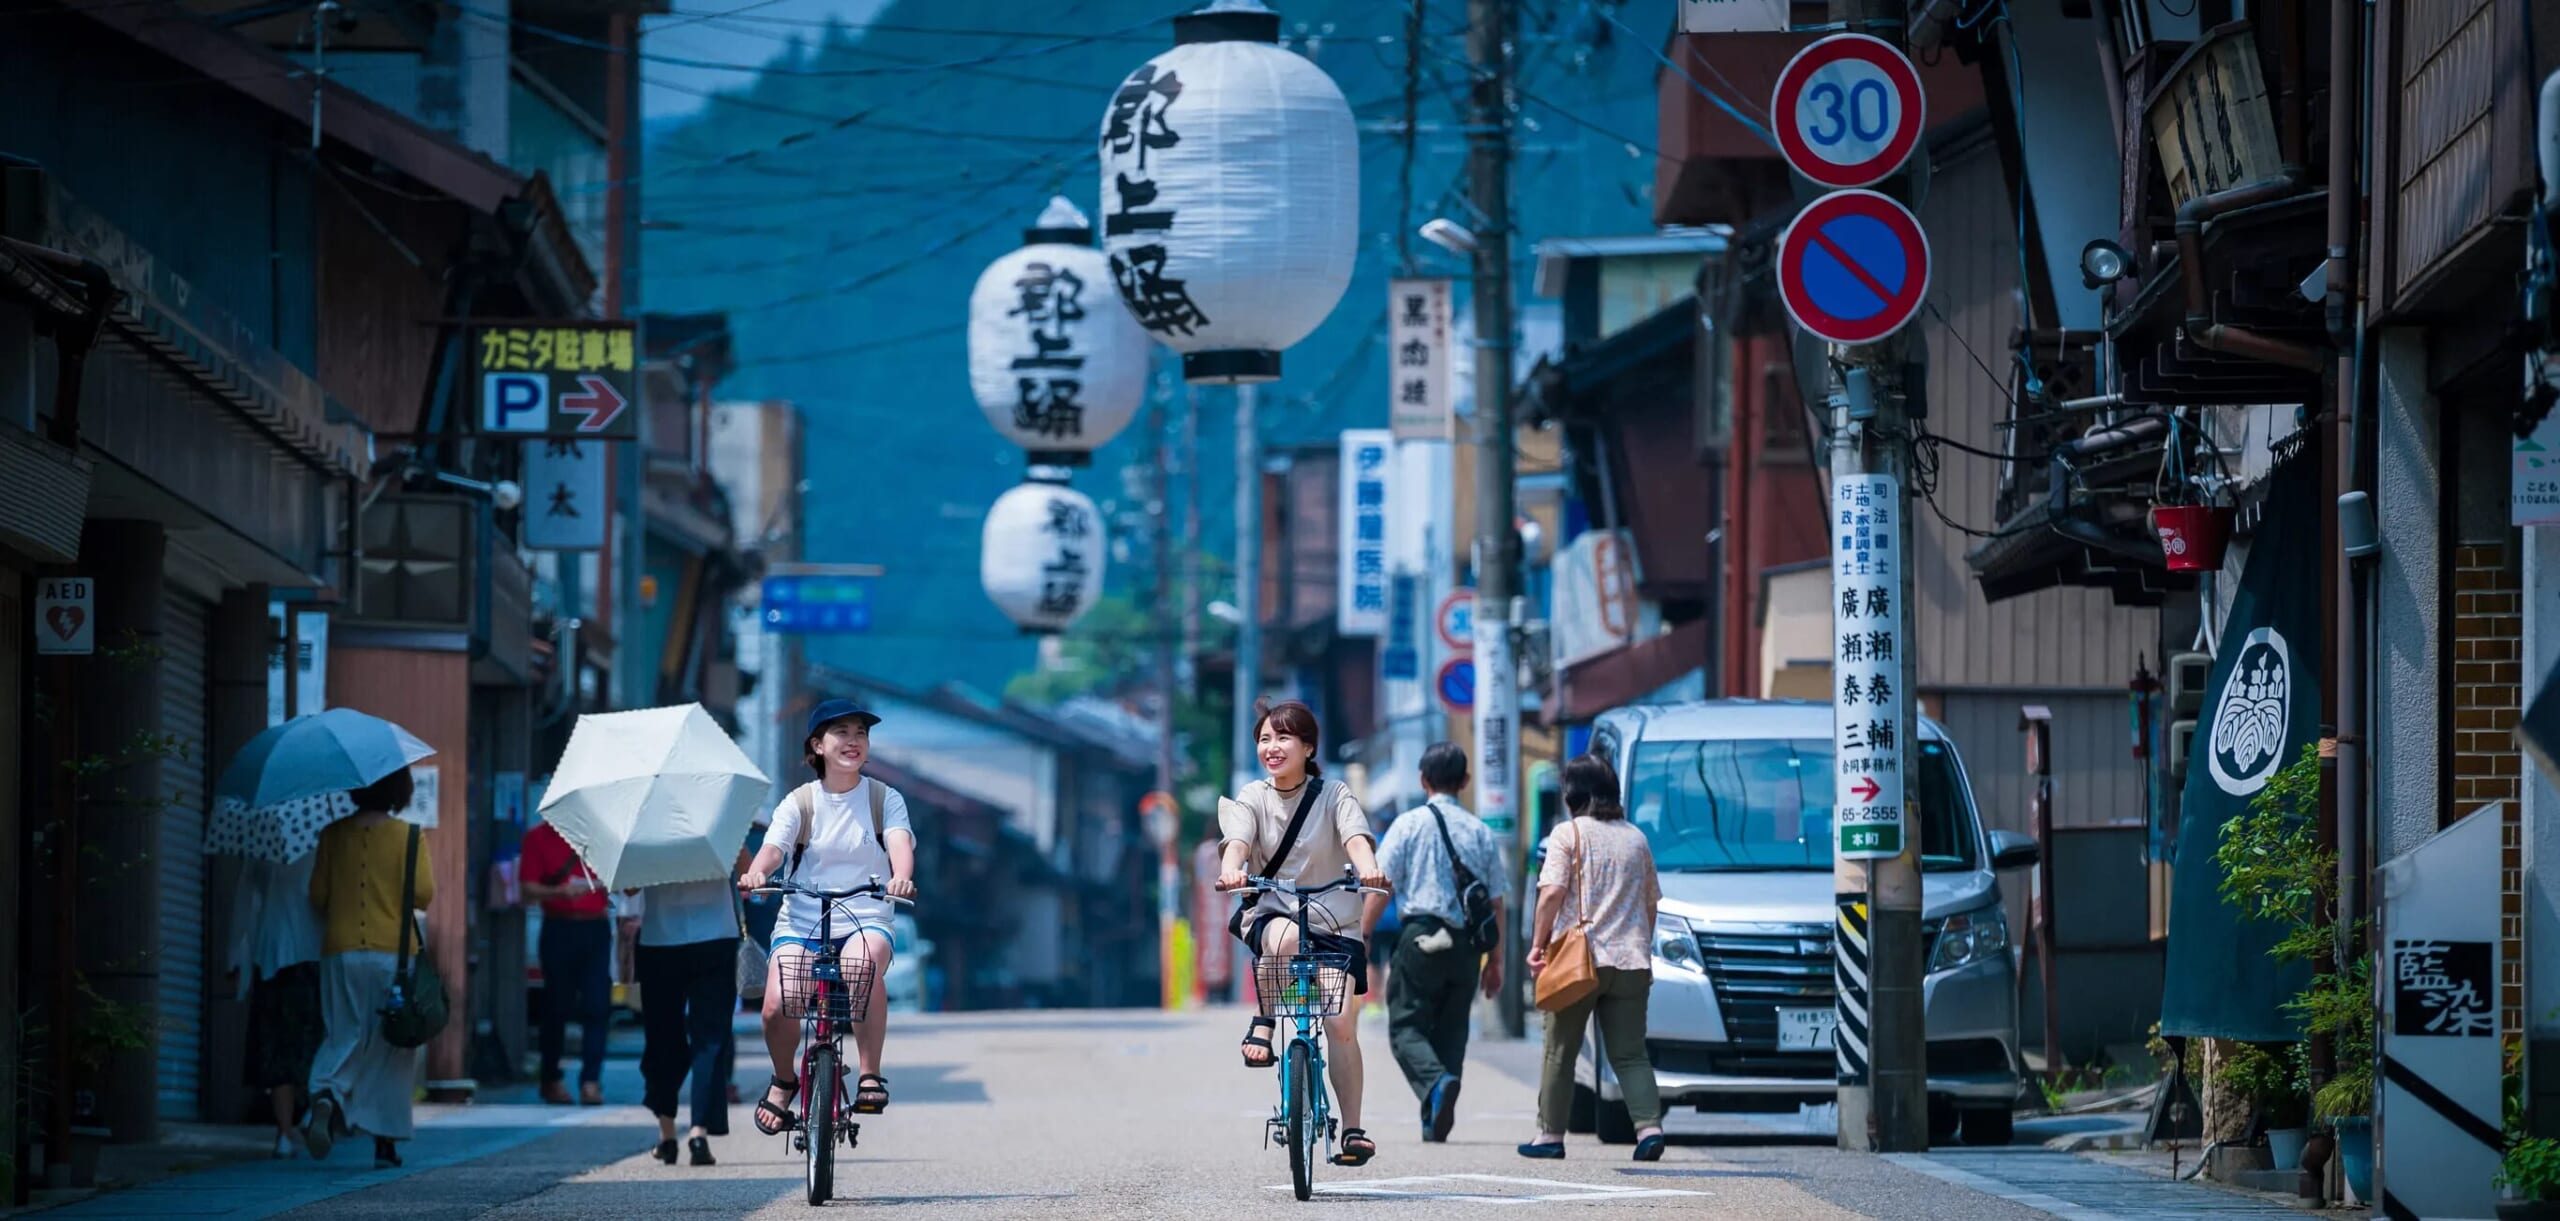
left=752, top=1075, right=799, bottom=1136
left=852, top=1073, right=890, bottom=1115
left=1334, top=1128, right=1377, bottom=1166
left=1241, top=1016, right=1278, bottom=1069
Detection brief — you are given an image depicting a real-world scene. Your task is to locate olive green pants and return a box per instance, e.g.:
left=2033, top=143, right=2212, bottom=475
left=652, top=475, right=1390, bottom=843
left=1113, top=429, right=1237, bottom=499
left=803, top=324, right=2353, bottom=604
left=1536, top=966, right=1663, bottom=1134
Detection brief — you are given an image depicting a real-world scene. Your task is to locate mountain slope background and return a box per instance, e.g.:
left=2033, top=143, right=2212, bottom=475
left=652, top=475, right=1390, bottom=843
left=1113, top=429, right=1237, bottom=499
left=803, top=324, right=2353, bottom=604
left=641, top=0, right=1677, bottom=695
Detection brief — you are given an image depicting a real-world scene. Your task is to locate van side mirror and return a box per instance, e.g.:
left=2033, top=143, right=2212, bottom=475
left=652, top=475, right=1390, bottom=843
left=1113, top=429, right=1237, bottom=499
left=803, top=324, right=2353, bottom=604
left=1989, top=829, right=2040, bottom=870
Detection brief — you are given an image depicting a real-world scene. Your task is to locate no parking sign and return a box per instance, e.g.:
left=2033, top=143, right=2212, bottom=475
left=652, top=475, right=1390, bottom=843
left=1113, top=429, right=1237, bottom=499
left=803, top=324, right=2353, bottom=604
left=1776, top=190, right=1932, bottom=346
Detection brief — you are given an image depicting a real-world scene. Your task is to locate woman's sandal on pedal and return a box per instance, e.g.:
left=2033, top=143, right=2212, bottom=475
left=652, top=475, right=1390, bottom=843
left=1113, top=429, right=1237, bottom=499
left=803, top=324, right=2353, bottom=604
left=1240, top=1016, right=1278, bottom=1069
left=852, top=1073, right=891, bottom=1114
left=752, top=1075, right=799, bottom=1136
left=1332, top=1129, right=1377, bottom=1167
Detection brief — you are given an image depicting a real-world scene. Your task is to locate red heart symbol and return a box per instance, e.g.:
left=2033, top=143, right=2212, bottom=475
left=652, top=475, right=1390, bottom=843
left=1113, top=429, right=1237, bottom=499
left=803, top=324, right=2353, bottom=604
left=45, top=605, right=84, bottom=642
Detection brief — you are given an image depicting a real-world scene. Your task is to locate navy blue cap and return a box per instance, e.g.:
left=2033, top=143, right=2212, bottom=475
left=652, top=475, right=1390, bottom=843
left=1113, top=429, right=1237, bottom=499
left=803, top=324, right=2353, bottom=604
left=804, top=698, right=881, bottom=741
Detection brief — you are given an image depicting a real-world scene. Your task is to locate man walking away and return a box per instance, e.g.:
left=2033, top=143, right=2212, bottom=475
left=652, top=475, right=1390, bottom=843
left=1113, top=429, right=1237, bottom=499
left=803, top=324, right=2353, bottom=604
left=1363, top=742, right=1506, bottom=1143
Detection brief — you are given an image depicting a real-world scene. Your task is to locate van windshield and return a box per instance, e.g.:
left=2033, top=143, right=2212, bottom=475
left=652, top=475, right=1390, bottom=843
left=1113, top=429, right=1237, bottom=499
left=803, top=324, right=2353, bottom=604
left=1623, top=738, right=1979, bottom=872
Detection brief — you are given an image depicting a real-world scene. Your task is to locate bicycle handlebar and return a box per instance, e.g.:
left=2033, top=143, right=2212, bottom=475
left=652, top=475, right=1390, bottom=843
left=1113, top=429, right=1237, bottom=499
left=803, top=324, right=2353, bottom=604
left=750, top=878, right=915, bottom=908
left=1239, top=864, right=1388, bottom=899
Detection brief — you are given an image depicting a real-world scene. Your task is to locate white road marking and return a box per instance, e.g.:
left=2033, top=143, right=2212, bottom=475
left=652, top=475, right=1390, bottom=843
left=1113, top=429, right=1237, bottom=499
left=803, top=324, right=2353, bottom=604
left=1266, top=1172, right=1712, bottom=1205
left=1883, top=1154, right=2127, bottom=1221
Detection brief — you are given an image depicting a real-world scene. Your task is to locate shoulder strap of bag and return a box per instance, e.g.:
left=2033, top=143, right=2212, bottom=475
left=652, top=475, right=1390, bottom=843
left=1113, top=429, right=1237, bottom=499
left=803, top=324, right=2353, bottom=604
left=1259, top=780, right=1327, bottom=876
left=868, top=779, right=886, bottom=844
left=396, top=824, right=422, bottom=976
left=1426, top=800, right=1471, bottom=889
left=1567, top=819, right=1591, bottom=929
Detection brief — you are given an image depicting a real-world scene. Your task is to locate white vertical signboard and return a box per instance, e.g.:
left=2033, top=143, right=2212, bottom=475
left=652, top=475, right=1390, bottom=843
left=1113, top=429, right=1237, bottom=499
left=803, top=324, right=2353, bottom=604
left=2517, top=408, right=2560, bottom=527
left=1473, top=616, right=1517, bottom=834
left=1388, top=278, right=1453, bottom=440
left=524, top=438, right=609, bottom=550
left=1337, top=430, right=1391, bottom=637
left=2378, top=804, right=2504, bottom=1218
left=1832, top=474, right=1905, bottom=858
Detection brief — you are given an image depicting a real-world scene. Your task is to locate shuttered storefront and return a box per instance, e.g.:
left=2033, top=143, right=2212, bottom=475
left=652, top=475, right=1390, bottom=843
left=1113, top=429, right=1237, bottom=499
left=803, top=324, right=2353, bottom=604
left=158, top=592, right=211, bottom=1120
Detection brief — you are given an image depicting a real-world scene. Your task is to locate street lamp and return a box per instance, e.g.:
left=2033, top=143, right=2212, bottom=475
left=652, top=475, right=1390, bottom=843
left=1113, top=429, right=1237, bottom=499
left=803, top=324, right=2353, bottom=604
left=1419, top=217, right=1479, bottom=256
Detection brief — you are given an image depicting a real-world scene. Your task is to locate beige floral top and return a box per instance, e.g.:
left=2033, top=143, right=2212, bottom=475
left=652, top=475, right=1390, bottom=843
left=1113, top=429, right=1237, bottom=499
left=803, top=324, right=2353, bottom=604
left=1537, top=816, right=1662, bottom=971
left=1218, top=777, right=1375, bottom=934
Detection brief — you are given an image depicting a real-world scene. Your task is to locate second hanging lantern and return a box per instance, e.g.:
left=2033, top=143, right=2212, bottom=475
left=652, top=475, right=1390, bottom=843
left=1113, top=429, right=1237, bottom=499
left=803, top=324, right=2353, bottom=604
left=967, top=196, right=1149, bottom=461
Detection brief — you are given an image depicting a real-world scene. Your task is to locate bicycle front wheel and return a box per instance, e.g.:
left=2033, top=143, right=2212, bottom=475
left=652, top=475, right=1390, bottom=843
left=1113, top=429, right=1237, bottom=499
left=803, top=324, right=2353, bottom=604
left=1285, top=1040, right=1316, bottom=1201
left=805, top=1045, right=838, bottom=1204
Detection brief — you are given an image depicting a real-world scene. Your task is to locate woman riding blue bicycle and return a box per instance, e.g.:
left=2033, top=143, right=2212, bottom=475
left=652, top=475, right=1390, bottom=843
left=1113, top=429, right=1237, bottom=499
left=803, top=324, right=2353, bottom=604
left=738, top=699, right=916, bottom=1138
left=1215, top=699, right=1390, bottom=1168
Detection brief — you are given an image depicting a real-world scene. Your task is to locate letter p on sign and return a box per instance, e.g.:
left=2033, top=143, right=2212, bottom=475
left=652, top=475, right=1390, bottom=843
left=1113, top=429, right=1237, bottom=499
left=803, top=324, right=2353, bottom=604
left=483, top=373, right=549, bottom=432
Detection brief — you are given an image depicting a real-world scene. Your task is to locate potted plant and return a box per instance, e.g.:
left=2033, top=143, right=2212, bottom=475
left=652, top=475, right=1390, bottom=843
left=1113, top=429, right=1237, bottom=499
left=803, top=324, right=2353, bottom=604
left=2217, top=744, right=2373, bottom=1199
left=2498, top=1136, right=2560, bottom=1218
left=2498, top=1047, right=2560, bottom=1219
left=2218, top=1042, right=2310, bottom=1168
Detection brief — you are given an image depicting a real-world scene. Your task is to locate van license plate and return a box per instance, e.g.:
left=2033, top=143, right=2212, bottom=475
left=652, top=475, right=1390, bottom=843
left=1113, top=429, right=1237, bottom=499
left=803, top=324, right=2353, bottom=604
left=1777, top=1007, right=1836, bottom=1051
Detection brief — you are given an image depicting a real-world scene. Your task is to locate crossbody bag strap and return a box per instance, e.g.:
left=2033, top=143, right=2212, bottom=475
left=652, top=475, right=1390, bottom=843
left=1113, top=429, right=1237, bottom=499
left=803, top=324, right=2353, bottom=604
left=1426, top=799, right=1468, bottom=890
left=1258, top=780, right=1327, bottom=878
left=868, top=779, right=886, bottom=845
left=396, top=824, right=421, bottom=976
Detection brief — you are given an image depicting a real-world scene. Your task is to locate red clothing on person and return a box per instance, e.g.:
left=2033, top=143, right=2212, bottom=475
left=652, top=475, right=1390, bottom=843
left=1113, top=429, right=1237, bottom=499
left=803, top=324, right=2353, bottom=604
left=520, top=822, right=608, bottom=918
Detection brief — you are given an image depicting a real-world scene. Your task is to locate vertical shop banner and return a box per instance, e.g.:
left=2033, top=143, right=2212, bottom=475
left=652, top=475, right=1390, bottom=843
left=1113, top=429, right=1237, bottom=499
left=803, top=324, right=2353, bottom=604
left=1388, top=278, right=1453, bottom=440
left=2160, top=450, right=2322, bottom=1041
left=523, top=438, right=609, bottom=550
left=1831, top=475, right=1905, bottom=859
left=1337, top=430, right=1391, bottom=636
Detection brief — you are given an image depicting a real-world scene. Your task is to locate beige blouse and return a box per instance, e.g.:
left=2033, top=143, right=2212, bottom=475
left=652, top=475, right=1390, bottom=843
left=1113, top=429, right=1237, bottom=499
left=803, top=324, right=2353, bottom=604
left=1537, top=816, right=1662, bottom=972
left=1218, top=777, right=1375, bottom=934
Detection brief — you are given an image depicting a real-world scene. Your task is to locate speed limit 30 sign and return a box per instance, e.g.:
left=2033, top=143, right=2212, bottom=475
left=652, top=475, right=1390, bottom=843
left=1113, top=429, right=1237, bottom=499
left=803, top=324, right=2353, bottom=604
left=1771, top=33, right=1926, bottom=189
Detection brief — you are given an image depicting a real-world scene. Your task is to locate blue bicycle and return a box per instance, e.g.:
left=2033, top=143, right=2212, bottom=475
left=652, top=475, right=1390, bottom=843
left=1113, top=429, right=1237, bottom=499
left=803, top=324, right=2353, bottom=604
left=1240, top=865, right=1387, bottom=1201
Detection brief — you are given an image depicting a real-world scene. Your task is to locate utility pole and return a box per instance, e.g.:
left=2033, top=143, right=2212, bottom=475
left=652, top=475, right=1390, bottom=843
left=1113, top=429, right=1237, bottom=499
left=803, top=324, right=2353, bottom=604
left=1464, top=0, right=1524, bottom=1039
left=1231, top=385, right=1263, bottom=795
left=1826, top=0, right=1927, bottom=1156
left=1152, top=373, right=1179, bottom=799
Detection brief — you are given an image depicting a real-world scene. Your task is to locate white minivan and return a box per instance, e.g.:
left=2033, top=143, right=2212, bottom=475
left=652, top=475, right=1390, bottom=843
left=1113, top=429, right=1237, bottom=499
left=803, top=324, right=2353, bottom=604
left=1559, top=700, right=2037, bottom=1146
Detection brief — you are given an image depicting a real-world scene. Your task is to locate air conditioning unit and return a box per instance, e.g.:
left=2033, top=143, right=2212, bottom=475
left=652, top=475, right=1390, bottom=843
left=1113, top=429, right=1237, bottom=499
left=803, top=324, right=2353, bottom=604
left=2168, top=651, right=2213, bottom=718
left=2167, top=718, right=2200, bottom=781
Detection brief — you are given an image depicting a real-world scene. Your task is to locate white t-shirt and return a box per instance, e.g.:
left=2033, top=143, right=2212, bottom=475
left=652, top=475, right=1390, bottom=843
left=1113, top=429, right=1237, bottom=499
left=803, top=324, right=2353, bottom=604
left=639, top=878, right=738, bottom=947
left=761, top=777, right=914, bottom=941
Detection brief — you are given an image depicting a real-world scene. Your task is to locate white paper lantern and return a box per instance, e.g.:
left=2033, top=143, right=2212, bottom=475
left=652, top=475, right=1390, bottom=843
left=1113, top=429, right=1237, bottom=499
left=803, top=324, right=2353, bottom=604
left=980, top=476, right=1108, bottom=634
left=1099, top=0, right=1359, bottom=384
left=966, top=197, right=1150, bottom=459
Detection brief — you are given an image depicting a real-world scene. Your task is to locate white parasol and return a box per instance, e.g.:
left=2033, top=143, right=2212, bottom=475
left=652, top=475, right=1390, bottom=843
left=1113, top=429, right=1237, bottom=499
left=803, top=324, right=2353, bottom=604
left=536, top=703, right=770, bottom=890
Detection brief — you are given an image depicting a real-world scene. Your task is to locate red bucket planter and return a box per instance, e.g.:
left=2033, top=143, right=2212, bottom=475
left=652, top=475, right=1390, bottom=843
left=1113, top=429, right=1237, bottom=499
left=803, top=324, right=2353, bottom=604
left=2150, top=505, right=2234, bottom=572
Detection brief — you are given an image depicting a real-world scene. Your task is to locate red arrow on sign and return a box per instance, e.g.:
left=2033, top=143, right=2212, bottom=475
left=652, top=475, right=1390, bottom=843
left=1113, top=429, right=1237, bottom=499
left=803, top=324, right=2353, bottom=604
left=1849, top=776, right=1882, bottom=803
left=559, top=376, right=628, bottom=433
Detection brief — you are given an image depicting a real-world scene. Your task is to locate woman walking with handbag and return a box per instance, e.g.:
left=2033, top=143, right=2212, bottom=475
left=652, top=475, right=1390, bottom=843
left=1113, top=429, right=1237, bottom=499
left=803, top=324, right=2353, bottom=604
left=1519, top=754, right=1668, bottom=1163
left=632, top=874, right=743, bottom=1166
left=304, top=766, right=435, bottom=1169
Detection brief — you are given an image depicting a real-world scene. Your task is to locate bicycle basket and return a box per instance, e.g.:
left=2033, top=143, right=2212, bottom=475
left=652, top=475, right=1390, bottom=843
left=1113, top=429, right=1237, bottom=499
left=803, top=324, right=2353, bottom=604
left=780, top=953, right=880, bottom=1025
left=1254, top=952, right=1356, bottom=1018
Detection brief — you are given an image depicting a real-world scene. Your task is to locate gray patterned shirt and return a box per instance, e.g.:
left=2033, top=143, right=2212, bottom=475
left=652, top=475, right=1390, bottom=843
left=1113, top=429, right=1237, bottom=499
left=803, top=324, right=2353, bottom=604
left=1376, top=797, right=1510, bottom=928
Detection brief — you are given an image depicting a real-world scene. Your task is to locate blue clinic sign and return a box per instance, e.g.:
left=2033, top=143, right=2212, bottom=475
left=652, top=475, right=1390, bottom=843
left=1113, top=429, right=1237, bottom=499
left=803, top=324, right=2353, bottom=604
left=1436, top=657, right=1476, bottom=713
left=762, top=574, right=872, bottom=634
left=1382, top=573, right=1420, bottom=680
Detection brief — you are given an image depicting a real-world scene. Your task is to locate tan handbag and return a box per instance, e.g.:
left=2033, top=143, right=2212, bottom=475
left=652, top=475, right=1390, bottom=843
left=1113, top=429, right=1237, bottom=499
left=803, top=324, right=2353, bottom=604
left=1533, top=820, right=1601, bottom=1012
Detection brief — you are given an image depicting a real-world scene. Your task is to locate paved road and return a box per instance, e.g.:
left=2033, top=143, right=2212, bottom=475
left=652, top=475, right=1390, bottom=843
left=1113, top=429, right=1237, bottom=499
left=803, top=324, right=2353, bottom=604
left=40, top=1006, right=2308, bottom=1218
